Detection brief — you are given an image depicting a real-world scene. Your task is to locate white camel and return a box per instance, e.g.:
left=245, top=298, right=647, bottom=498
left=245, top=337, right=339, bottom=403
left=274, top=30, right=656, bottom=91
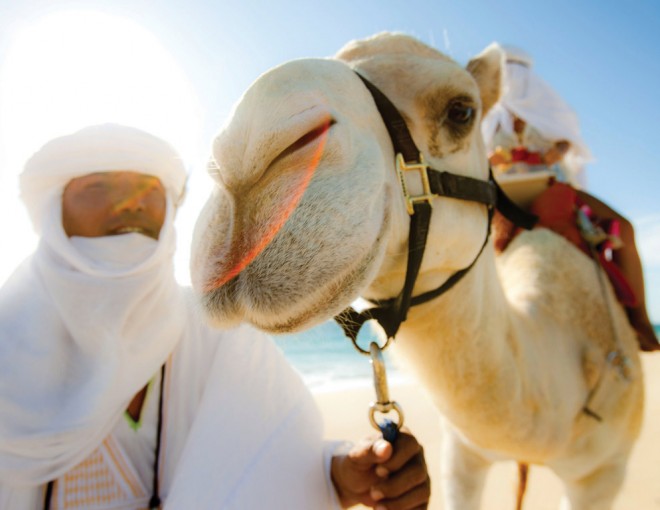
left=190, top=33, right=643, bottom=510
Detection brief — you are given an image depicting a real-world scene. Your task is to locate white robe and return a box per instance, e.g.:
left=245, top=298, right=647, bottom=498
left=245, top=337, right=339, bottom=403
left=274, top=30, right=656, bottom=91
left=165, top=315, right=339, bottom=510
left=1, top=123, right=341, bottom=508
left=0, top=205, right=339, bottom=509
left=0, top=211, right=186, bottom=486
left=0, top=294, right=340, bottom=509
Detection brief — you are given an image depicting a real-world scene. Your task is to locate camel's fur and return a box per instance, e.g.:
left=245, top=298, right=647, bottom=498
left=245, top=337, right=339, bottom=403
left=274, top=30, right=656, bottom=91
left=191, top=33, right=643, bottom=509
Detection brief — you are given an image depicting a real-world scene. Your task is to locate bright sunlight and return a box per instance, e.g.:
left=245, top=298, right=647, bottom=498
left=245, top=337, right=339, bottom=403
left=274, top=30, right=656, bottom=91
left=0, top=10, right=202, bottom=285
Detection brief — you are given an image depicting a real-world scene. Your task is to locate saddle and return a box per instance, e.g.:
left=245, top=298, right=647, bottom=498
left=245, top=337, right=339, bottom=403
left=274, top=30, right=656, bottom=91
left=531, top=182, right=636, bottom=307
left=495, top=180, right=637, bottom=314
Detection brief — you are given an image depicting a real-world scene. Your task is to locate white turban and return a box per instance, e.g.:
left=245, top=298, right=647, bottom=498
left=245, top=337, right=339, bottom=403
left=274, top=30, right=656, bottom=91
left=0, top=124, right=188, bottom=485
left=481, top=44, right=593, bottom=186
left=20, top=123, right=188, bottom=233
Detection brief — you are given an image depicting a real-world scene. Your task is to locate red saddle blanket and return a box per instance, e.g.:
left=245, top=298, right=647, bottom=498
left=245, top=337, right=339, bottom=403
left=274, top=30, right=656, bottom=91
left=501, top=181, right=637, bottom=308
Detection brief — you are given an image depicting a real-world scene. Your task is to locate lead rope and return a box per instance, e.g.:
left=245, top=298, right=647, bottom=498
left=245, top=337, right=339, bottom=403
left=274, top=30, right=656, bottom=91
left=338, top=201, right=433, bottom=443
left=368, top=342, right=404, bottom=443
left=42, top=363, right=166, bottom=510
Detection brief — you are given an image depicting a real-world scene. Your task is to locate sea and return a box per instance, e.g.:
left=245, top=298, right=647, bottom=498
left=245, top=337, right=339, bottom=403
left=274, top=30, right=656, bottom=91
left=275, top=322, right=660, bottom=393
left=273, top=319, right=412, bottom=393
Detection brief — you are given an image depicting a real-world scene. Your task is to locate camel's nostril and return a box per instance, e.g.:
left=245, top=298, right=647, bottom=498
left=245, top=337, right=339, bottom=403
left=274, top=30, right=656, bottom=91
left=200, top=118, right=333, bottom=295
left=274, top=118, right=335, bottom=165
left=292, top=119, right=336, bottom=151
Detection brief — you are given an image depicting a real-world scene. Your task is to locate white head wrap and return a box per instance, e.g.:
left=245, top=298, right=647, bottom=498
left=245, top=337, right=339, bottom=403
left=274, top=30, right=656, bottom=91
left=481, top=44, right=593, bottom=186
left=0, top=124, right=188, bottom=485
left=20, top=123, right=187, bottom=233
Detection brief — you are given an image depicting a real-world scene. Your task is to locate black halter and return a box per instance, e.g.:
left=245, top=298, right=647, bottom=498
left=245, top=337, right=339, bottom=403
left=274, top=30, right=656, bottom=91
left=334, top=73, right=537, bottom=351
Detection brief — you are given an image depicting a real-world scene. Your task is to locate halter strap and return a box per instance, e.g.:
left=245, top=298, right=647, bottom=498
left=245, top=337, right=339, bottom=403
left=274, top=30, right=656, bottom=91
left=335, top=73, right=536, bottom=350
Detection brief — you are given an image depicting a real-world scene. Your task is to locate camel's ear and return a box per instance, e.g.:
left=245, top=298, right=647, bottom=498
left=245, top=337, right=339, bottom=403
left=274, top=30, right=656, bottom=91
left=466, top=43, right=503, bottom=116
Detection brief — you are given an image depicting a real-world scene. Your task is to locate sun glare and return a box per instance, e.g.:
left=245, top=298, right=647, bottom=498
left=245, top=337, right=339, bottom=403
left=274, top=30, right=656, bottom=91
left=0, top=10, right=203, bottom=285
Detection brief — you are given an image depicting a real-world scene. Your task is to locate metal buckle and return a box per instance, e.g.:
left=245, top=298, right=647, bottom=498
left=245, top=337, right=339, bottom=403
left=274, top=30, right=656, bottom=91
left=396, top=153, right=435, bottom=215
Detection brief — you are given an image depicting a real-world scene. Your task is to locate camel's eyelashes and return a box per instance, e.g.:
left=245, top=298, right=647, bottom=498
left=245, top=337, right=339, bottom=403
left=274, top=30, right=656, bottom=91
left=447, top=101, right=475, bottom=125
left=443, top=98, right=476, bottom=142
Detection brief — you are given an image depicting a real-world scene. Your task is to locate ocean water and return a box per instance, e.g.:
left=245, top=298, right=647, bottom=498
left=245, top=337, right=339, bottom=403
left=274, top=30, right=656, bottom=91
left=274, top=319, right=411, bottom=393
left=276, top=322, right=660, bottom=392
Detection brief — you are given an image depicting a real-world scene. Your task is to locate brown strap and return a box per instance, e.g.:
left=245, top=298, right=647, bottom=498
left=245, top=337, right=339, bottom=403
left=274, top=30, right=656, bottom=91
left=335, top=73, right=535, bottom=348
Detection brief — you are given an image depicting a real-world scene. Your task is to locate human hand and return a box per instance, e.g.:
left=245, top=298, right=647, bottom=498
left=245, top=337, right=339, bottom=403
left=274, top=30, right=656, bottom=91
left=331, top=430, right=430, bottom=509
left=492, top=210, right=518, bottom=254
left=543, top=140, right=571, bottom=165
left=489, top=152, right=509, bottom=166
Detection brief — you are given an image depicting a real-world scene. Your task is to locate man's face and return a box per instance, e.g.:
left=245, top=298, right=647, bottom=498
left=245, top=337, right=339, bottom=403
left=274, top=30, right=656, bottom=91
left=62, top=171, right=167, bottom=239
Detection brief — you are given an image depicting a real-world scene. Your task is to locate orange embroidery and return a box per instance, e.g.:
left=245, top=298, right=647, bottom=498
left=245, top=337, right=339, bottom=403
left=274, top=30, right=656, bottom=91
left=51, top=437, right=148, bottom=509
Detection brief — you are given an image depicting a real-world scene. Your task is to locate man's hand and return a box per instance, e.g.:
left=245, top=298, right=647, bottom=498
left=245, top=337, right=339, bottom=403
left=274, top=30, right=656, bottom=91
left=543, top=140, right=571, bottom=165
left=331, top=430, right=430, bottom=509
left=492, top=210, right=518, bottom=254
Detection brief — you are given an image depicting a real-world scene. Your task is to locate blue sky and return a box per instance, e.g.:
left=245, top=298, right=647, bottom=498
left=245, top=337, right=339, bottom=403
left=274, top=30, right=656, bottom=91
left=1, top=0, right=659, bottom=320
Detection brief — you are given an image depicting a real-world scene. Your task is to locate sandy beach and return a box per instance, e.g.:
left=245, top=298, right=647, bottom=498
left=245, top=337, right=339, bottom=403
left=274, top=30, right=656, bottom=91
left=316, top=354, right=660, bottom=509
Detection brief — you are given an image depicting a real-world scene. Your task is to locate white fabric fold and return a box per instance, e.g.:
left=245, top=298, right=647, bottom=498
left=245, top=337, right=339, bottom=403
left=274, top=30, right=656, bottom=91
left=1, top=312, right=341, bottom=508
left=165, top=327, right=339, bottom=510
left=0, top=199, right=185, bottom=484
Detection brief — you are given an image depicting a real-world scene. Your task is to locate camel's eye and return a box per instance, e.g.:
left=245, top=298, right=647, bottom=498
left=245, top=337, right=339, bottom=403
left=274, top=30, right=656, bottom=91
left=447, top=101, right=474, bottom=125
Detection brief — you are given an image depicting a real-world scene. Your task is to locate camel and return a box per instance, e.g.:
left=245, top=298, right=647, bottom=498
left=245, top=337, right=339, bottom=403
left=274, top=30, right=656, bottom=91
left=190, top=33, right=644, bottom=509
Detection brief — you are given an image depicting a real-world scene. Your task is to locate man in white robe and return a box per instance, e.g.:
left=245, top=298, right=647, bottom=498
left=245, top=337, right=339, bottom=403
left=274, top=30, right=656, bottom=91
left=481, top=44, right=592, bottom=187
left=0, top=124, right=430, bottom=509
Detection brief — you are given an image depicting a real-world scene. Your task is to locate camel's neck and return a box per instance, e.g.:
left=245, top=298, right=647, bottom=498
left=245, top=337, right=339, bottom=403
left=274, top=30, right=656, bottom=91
left=387, top=228, right=634, bottom=460
left=391, top=246, right=526, bottom=437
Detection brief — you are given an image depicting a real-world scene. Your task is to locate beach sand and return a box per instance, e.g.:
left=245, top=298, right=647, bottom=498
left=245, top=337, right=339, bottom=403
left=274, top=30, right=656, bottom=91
left=315, top=353, right=660, bottom=509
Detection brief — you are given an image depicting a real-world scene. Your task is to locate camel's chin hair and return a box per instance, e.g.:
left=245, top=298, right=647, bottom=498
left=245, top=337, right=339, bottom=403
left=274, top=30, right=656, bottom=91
left=247, top=275, right=368, bottom=333
left=204, top=310, right=242, bottom=330
left=247, top=309, right=331, bottom=335
left=196, top=244, right=380, bottom=334
left=242, top=205, right=391, bottom=334
left=197, top=226, right=387, bottom=334
left=244, top=284, right=360, bottom=334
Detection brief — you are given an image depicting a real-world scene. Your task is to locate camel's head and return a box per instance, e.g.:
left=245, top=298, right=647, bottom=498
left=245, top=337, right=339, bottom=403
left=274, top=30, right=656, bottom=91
left=191, top=33, right=502, bottom=333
